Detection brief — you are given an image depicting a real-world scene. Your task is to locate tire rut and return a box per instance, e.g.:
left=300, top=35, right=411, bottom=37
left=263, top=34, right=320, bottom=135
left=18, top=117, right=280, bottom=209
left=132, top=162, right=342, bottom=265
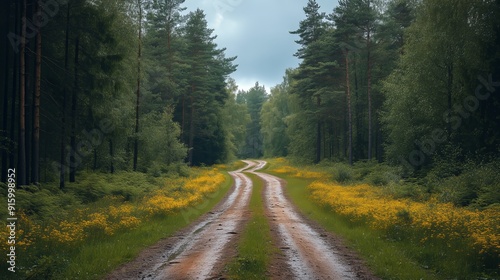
left=107, top=161, right=256, bottom=280
left=249, top=160, right=359, bottom=280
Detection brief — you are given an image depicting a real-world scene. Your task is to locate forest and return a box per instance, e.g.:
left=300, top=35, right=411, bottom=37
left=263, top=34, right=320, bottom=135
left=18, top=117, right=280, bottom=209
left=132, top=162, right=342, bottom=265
left=0, top=0, right=499, bottom=279
left=261, top=0, right=500, bottom=208
left=1, top=0, right=498, bottom=202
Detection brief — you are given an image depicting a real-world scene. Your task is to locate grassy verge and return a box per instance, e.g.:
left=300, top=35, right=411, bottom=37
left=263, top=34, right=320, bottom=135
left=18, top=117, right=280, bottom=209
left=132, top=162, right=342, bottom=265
left=266, top=157, right=500, bottom=279
left=225, top=173, right=274, bottom=280
left=57, top=171, right=234, bottom=280
left=265, top=171, right=437, bottom=280
left=0, top=167, right=234, bottom=280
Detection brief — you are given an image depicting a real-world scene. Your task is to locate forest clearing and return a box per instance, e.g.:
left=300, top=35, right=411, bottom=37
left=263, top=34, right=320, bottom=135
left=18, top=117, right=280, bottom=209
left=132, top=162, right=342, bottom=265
left=1, top=0, right=500, bottom=279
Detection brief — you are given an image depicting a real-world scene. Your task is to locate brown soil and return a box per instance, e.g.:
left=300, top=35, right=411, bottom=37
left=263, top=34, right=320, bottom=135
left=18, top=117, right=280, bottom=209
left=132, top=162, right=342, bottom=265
left=107, top=160, right=378, bottom=280
left=106, top=162, right=256, bottom=280
left=251, top=160, right=379, bottom=280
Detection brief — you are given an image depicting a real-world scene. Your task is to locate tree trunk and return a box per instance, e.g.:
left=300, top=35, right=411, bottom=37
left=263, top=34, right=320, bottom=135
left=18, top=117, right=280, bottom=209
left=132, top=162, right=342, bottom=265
left=18, top=0, right=27, bottom=186
left=1, top=2, right=11, bottom=182
left=315, top=95, right=321, bottom=164
left=354, top=56, right=361, bottom=160
left=32, top=0, right=41, bottom=184
left=446, top=64, right=453, bottom=136
left=109, top=139, right=114, bottom=174
left=60, top=3, right=70, bottom=189
left=133, top=0, right=142, bottom=171
left=181, top=95, right=185, bottom=137
left=25, top=0, right=36, bottom=184
left=10, top=0, right=19, bottom=173
left=70, top=36, right=79, bottom=182
left=367, top=26, right=373, bottom=160
left=345, top=49, right=353, bottom=166
left=188, top=93, right=195, bottom=165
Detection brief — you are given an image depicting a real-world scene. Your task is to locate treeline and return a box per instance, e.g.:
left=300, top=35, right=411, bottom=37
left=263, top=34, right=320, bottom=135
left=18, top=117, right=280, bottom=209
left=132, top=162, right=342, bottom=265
left=0, top=0, right=248, bottom=187
left=261, top=0, right=500, bottom=173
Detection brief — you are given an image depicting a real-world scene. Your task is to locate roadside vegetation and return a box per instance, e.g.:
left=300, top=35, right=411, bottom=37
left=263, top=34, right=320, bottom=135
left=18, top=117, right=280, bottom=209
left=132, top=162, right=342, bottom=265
left=0, top=163, right=239, bottom=280
left=266, top=158, right=500, bottom=280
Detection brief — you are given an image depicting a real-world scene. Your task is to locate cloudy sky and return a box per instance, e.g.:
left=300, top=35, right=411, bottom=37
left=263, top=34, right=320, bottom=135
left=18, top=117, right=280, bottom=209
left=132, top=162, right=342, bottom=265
left=182, top=0, right=339, bottom=92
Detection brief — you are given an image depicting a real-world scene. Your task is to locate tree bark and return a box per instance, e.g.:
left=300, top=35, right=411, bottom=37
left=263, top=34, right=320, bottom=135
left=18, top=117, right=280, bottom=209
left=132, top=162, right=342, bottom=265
left=18, top=0, right=27, bottom=186
left=60, top=3, right=70, bottom=189
left=367, top=21, right=373, bottom=160
left=315, top=95, right=321, bottom=164
left=133, top=0, right=142, bottom=171
left=188, top=93, right=195, bottom=165
left=32, top=0, right=41, bottom=184
left=345, top=49, right=353, bottom=166
left=109, top=139, right=114, bottom=174
left=1, top=2, right=11, bottom=182
left=70, top=36, right=79, bottom=182
left=10, top=0, right=20, bottom=174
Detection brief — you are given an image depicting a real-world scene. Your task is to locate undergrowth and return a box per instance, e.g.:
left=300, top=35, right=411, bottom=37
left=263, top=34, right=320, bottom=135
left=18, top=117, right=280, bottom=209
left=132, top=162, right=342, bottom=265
left=0, top=162, right=239, bottom=279
left=267, top=158, right=500, bottom=279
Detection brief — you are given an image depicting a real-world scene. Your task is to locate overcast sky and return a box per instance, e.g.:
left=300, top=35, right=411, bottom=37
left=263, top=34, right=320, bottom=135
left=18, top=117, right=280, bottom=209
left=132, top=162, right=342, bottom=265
left=182, top=0, right=339, bottom=92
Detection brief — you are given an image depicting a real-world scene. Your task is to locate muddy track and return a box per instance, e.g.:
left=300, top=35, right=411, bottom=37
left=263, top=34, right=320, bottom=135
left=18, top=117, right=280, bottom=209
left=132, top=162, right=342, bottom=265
left=108, top=160, right=375, bottom=280
left=249, top=160, right=363, bottom=280
left=107, top=161, right=256, bottom=280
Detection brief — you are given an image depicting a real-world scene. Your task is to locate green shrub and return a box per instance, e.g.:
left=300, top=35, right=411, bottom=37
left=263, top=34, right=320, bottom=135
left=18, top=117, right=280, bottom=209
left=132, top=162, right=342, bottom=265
left=334, top=165, right=353, bottom=183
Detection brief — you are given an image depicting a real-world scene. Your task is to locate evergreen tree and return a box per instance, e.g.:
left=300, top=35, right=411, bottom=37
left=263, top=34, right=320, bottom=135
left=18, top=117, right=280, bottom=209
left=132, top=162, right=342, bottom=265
left=238, top=83, right=268, bottom=159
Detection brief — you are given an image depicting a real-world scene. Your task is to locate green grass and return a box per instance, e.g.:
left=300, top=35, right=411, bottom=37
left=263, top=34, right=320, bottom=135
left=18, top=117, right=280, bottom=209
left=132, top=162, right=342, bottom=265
left=63, top=171, right=234, bottom=280
left=265, top=171, right=438, bottom=280
left=5, top=171, right=234, bottom=280
left=225, top=173, right=275, bottom=280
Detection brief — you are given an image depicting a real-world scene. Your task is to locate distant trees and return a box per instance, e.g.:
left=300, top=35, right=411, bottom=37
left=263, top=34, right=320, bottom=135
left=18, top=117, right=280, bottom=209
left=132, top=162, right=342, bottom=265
left=261, top=70, right=293, bottom=158
left=237, top=82, right=267, bottom=159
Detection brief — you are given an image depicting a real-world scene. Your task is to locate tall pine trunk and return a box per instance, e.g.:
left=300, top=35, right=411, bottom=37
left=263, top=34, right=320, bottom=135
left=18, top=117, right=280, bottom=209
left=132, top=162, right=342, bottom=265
left=109, top=139, right=114, bottom=174
left=315, top=95, right=321, bottom=164
left=10, top=1, right=19, bottom=174
left=32, top=0, right=41, bottom=184
left=188, top=93, right=195, bottom=165
left=60, top=3, right=70, bottom=189
left=345, top=49, right=353, bottom=165
left=367, top=26, right=373, bottom=160
left=1, top=3, right=10, bottom=182
left=18, top=0, right=27, bottom=186
left=70, top=36, right=79, bottom=182
left=133, top=0, right=142, bottom=171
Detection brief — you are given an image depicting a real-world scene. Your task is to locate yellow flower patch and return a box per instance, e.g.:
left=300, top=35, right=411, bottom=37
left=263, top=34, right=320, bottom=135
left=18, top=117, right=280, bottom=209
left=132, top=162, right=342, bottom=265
left=308, top=180, right=500, bottom=256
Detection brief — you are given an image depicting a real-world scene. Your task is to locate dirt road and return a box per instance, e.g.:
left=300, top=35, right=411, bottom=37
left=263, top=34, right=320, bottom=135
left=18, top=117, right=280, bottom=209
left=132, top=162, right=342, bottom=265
left=249, top=160, right=362, bottom=280
left=108, top=160, right=373, bottom=280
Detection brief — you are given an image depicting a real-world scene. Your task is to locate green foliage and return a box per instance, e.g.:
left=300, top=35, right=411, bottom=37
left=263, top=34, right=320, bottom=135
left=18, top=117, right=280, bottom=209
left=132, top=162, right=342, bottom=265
left=223, top=78, right=251, bottom=160
left=335, top=166, right=353, bottom=183
left=0, top=168, right=233, bottom=280
left=430, top=161, right=500, bottom=207
left=139, top=108, right=187, bottom=173
left=238, top=83, right=268, bottom=158
left=261, top=70, right=294, bottom=157
left=382, top=0, right=500, bottom=166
